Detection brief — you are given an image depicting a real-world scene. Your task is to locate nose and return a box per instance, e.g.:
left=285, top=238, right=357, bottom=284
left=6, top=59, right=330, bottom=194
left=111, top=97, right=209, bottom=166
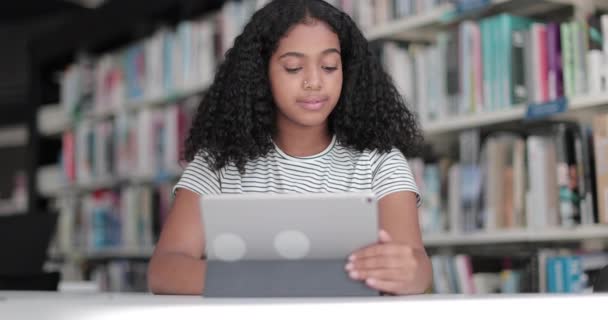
left=303, top=67, right=322, bottom=90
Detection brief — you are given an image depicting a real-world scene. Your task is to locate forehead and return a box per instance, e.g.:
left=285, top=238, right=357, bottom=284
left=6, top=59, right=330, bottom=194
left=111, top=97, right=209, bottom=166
left=275, top=20, right=340, bottom=54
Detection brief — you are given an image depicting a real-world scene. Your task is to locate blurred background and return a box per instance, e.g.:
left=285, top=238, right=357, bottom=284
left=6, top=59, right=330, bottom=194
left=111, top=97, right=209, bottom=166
left=2, top=0, right=608, bottom=295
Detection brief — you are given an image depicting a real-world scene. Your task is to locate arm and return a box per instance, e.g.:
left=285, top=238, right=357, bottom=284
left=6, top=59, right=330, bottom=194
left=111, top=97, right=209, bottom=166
left=377, top=191, right=432, bottom=293
left=347, top=191, right=433, bottom=295
left=148, top=189, right=207, bottom=295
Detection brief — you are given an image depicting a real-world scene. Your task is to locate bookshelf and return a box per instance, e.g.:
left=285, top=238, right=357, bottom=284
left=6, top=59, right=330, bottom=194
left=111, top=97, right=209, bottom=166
left=367, top=0, right=608, bottom=294
left=47, top=226, right=608, bottom=260
left=365, top=2, right=453, bottom=41
left=44, top=0, right=608, bottom=194
left=47, top=225, right=608, bottom=260
left=41, top=85, right=206, bottom=133
left=38, top=104, right=70, bottom=137
left=51, top=246, right=155, bottom=260
left=43, top=225, right=608, bottom=263
left=424, top=225, right=608, bottom=246
left=363, top=0, right=598, bottom=42
left=40, top=170, right=183, bottom=197
left=37, top=92, right=608, bottom=199
left=87, top=83, right=207, bottom=122
left=423, top=94, right=608, bottom=135
left=30, top=0, right=608, bottom=293
left=0, top=125, right=29, bottom=148
left=26, top=0, right=228, bottom=292
left=36, top=85, right=205, bottom=197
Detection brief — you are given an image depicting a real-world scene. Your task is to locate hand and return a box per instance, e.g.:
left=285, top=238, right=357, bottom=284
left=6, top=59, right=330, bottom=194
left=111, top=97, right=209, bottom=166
left=345, top=230, right=424, bottom=295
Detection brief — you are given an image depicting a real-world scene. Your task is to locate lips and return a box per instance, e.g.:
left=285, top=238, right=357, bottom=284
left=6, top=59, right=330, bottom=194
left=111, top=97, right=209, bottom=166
left=296, top=96, right=329, bottom=111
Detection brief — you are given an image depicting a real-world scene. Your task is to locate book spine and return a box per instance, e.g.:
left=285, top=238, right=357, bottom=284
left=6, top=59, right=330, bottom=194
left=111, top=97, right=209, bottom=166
left=547, top=23, right=563, bottom=100
left=561, top=23, right=574, bottom=97
left=511, top=29, right=527, bottom=104
left=539, top=25, right=549, bottom=102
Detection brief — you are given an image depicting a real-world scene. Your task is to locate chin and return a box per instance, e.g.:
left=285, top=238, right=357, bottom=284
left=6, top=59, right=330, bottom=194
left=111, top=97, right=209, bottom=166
left=292, top=117, right=329, bottom=128
left=291, top=111, right=333, bottom=128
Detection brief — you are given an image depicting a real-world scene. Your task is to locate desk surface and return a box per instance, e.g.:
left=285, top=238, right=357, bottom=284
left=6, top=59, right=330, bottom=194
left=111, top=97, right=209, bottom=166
left=1, top=291, right=607, bottom=320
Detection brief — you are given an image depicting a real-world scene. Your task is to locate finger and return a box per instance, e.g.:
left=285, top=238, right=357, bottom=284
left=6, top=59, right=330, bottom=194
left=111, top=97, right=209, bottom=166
left=379, top=229, right=392, bottom=243
left=350, top=233, right=393, bottom=257
left=346, top=256, right=402, bottom=271
left=349, top=242, right=380, bottom=260
left=365, top=278, right=402, bottom=295
left=348, top=268, right=405, bottom=282
left=350, top=244, right=399, bottom=261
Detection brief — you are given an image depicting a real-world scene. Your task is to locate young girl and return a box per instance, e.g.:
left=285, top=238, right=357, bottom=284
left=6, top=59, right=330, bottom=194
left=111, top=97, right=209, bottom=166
left=148, top=0, right=432, bottom=296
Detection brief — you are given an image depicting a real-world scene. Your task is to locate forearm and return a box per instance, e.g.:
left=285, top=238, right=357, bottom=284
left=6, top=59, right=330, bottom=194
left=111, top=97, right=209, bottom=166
left=148, top=252, right=206, bottom=295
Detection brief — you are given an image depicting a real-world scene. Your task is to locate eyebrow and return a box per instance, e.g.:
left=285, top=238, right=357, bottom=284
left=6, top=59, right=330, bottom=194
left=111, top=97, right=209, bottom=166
left=278, top=48, right=341, bottom=59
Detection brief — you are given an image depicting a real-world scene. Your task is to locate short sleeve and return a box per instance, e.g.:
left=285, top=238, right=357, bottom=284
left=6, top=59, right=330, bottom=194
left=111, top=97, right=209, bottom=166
left=173, top=154, right=221, bottom=196
left=371, top=148, right=422, bottom=206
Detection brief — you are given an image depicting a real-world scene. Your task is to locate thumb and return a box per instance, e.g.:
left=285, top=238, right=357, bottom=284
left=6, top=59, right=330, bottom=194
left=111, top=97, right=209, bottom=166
left=379, top=229, right=392, bottom=243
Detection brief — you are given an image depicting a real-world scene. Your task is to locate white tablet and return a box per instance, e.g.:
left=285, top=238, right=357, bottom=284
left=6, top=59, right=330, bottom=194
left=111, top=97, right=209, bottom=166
left=200, top=192, right=378, bottom=262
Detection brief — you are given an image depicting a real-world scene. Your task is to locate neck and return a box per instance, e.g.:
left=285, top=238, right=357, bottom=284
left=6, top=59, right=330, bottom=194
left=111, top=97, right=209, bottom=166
left=274, top=121, right=332, bottom=157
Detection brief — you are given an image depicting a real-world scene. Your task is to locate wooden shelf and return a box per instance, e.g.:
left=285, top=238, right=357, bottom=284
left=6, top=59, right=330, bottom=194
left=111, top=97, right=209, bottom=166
left=0, top=125, right=28, bottom=148
left=67, top=83, right=208, bottom=126
left=51, top=246, right=155, bottom=260
left=37, top=104, right=68, bottom=137
left=49, top=169, right=183, bottom=196
left=123, top=84, right=208, bottom=111
left=49, top=225, right=608, bottom=260
left=422, top=94, right=608, bottom=135
left=423, top=225, right=608, bottom=246
left=364, top=3, right=453, bottom=41
left=364, top=0, right=579, bottom=42
left=423, top=106, right=525, bottom=135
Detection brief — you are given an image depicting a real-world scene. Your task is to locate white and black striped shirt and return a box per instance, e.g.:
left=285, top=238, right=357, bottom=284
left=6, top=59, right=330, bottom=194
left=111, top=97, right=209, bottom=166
left=174, top=135, right=421, bottom=205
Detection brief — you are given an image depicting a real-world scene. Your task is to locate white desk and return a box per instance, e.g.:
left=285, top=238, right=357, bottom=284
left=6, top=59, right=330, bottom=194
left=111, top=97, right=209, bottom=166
left=1, top=291, right=607, bottom=320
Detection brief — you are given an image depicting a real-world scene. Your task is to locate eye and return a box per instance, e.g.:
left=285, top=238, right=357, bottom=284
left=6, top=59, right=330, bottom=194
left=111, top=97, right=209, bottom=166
left=285, top=67, right=302, bottom=74
left=322, top=66, right=338, bottom=72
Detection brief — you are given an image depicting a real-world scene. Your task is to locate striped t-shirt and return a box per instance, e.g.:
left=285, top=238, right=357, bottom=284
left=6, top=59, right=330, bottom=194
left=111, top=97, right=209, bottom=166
left=174, top=135, right=421, bottom=205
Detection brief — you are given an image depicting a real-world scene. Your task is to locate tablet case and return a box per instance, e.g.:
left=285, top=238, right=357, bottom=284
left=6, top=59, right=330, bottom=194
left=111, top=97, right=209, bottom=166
left=205, top=260, right=379, bottom=297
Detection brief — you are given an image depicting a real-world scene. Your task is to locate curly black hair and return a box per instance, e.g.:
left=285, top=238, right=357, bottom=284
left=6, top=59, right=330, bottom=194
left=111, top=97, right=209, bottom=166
left=185, top=0, right=423, bottom=172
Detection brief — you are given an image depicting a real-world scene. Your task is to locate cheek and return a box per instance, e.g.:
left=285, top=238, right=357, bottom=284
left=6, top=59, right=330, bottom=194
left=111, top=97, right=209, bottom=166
left=327, top=72, right=343, bottom=99
left=269, top=69, right=299, bottom=106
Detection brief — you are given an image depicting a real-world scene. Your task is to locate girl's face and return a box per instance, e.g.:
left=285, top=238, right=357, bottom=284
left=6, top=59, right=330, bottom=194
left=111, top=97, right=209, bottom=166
left=268, top=19, right=343, bottom=131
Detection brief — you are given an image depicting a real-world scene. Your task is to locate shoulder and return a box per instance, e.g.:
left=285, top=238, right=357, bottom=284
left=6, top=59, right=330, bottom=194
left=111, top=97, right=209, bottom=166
left=369, top=147, right=409, bottom=176
left=331, top=140, right=390, bottom=162
left=173, top=153, right=223, bottom=196
left=331, top=142, right=409, bottom=170
left=186, top=153, right=222, bottom=175
left=367, top=147, right=421, bottom=205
